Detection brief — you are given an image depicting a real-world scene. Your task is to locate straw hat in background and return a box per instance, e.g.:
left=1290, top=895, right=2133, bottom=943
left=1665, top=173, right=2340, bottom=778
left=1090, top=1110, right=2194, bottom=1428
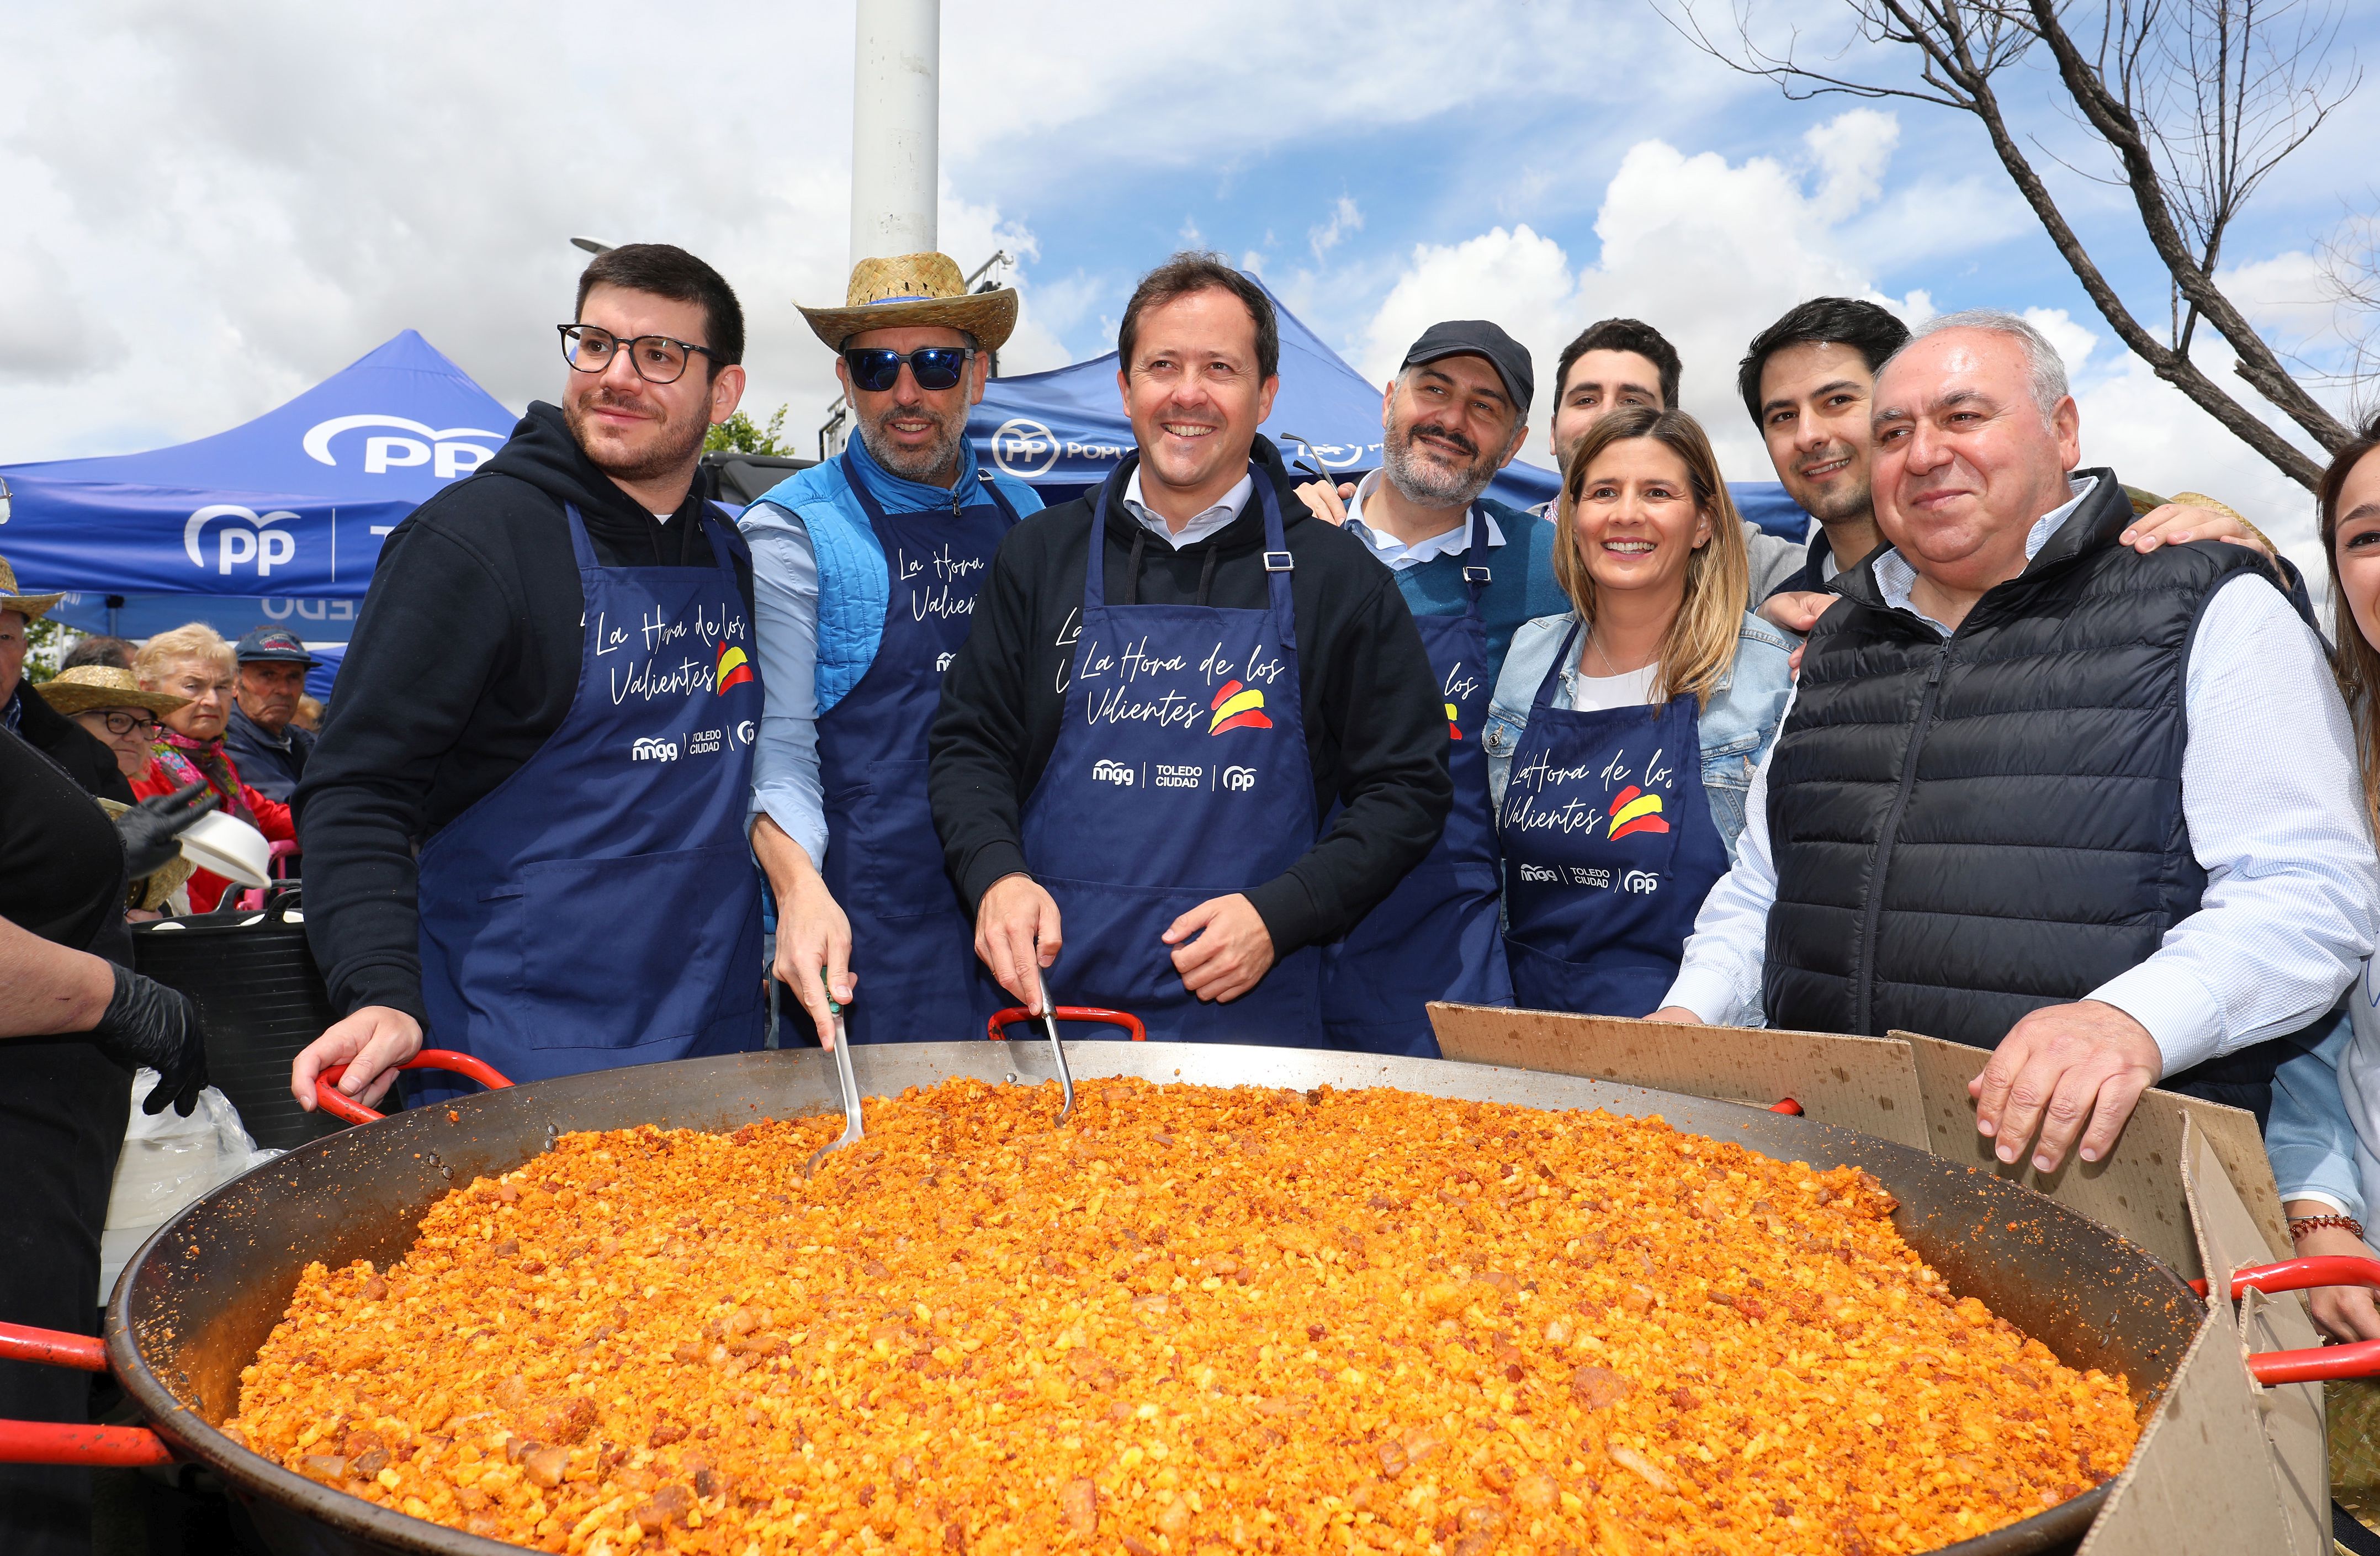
left=0, top=552, right=63, bottom=622
left=36, top=664, right=190, bottom=718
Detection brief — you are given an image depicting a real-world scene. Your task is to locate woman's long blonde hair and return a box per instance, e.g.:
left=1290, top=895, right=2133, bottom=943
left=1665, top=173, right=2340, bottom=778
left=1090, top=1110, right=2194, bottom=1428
left=2320, top=412, right=2380, bottom=833
left=1547, top=406, right=1750, bottom=708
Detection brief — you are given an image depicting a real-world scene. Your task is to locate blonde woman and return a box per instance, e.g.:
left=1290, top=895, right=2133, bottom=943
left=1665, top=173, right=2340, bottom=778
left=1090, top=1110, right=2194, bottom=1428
left=131, top=623, right=295, bottom=912
left=1484, top=406, right=1795, bottom=1015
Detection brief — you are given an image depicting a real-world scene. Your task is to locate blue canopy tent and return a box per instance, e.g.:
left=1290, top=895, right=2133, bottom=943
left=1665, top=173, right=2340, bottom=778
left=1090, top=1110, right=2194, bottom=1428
left=1, top=331, right=516, bottom=687
left=968, top=275, right=1811, bottom=538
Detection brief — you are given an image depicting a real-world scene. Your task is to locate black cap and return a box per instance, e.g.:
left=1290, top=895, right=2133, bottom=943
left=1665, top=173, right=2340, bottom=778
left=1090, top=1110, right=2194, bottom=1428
left=1401, top=320, right=1534, bottom=415
left=234, top=626, right=321, bottom=666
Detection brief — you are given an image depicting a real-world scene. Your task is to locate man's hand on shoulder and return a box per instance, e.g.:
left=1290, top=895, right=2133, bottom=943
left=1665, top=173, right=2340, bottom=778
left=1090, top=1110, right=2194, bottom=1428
left=1969, top=999, right=2164, bottom=1173
left=2121, top=502, right=2286, bottom=586
left=1294, top=480, right=1356, bottom=526
left=292, top=1005, right=423, bottom=1110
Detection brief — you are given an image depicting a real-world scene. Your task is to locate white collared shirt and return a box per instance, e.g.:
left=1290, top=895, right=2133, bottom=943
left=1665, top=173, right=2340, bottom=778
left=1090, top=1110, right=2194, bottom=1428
left=1659, top=474, right=2378, bottom=1077
left=1122, top=468, right=1254, bottom=548
left=1342, top=469, right=1506, bottom=569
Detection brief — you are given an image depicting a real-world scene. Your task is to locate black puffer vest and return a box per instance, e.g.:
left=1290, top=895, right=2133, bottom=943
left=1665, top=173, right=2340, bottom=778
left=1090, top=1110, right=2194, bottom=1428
left=1762, top=472, right=2283, bottom=1084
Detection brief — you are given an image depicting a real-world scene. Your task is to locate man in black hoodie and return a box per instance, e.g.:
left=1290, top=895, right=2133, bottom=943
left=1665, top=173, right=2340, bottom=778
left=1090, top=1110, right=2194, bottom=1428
left=930, top=254, right=1450, bottom=1045
left=291, top=244, right=765, bottom=1113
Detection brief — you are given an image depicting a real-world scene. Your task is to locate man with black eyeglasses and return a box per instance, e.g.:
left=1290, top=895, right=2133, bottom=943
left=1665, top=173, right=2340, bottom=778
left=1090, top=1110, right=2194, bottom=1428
left=743, top=252, right=1042, bottom=1047
left=292, top=243, right=769, bottom=1114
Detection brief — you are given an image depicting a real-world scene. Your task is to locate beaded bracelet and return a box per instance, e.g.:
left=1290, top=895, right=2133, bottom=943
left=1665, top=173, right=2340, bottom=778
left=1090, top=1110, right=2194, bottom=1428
left=2287, top=1213, right=2365, bottom=1241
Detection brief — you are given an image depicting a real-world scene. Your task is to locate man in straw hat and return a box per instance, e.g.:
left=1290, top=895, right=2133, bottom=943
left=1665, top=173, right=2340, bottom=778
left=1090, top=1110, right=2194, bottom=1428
left=293, top=242, right=767, bottom=1115
left=0, top=551, right=131, bottom=802
left=743, top=251, right=1043, bottom=1047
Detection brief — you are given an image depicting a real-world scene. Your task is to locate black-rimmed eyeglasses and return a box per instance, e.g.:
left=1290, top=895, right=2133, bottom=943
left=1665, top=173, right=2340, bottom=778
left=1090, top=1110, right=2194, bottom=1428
left=841, top=346, right=974, bottom=394
left=89, top=710, right=161, bottom=738
left=558, top=325, right=721, bottom=385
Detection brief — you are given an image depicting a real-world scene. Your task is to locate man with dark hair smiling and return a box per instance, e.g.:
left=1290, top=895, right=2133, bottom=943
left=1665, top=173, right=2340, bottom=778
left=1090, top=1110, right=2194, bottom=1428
left=293, top=242, right=767, bottom=1112
left=1736, top=297, right=1910, bottom=600
left=742, top=252, right=1042, bottom=1047
left=931, top=253, right=1449, bottom=1045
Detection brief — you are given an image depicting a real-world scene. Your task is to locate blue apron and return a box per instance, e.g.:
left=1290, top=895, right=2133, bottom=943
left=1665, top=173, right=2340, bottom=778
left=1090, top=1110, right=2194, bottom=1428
left=1319, top=506, right=1513, bottom=1056
left=414, top=502, right=765, bottom=1101
left=1017, top=472, right=1324, bottom=1045
left=821, top=453, right=1021, bottom=1043
left=1498, top=621, right=1729, bottom=1018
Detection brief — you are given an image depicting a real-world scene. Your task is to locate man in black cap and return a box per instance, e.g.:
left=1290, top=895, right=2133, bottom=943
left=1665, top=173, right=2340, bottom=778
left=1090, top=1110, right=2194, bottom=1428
left=222, top=626, right=320, bottom=803
left=1290, top=321, right=1566, bottom=1053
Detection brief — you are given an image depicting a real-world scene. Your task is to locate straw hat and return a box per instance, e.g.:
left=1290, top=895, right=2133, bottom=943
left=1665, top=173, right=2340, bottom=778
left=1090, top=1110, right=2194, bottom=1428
left=798, top=252, right=1017, bottom=353
left=0, top=552, right=62, bottom=622
left=36, top=664, right=190, bottom=717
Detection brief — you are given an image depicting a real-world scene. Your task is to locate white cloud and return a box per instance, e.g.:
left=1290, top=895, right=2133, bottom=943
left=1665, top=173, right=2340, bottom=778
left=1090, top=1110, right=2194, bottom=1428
left=2020, top=308, right=2100, bottom=378
left=1805, top=108, right=1899, bottom=211
left=1353, top=112, right=1929, bottom=478
left=1310, top=196, right=1364, bottom=262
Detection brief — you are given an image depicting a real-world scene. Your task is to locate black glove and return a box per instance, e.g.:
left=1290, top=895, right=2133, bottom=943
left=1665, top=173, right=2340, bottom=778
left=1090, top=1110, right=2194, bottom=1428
left=115, top=781, right=219, bottom=878
left=87, top=963, right=209, bottom=1116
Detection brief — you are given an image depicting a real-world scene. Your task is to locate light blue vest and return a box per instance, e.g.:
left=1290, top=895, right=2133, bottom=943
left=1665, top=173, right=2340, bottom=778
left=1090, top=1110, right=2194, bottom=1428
left=743, top=438, right=1042, bottom=715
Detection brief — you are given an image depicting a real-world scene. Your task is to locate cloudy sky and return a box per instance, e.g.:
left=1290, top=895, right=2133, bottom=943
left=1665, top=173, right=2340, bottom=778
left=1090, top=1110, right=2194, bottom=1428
left=3, top=1, right=2373, bottom=569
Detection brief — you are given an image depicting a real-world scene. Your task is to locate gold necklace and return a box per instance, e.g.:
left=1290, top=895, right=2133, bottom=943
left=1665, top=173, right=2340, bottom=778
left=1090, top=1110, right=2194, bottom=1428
left=1582, top=623, right=1653, bottom=705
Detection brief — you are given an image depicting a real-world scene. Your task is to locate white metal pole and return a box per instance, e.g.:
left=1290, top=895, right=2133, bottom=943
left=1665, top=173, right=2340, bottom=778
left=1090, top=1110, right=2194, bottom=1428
left=849, top=0, right=940, bottom=265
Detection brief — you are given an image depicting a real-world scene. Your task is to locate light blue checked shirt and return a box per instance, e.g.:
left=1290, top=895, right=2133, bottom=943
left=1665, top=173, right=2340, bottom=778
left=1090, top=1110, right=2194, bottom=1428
left=1662, top=477, right=2380, bottom=1076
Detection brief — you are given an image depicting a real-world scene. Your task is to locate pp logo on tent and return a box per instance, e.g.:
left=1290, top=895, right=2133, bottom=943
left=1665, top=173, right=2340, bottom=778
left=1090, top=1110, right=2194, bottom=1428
left=304, top=415, right=504, bottom=480
left=989, top=418, right=1060, bottom=480
left=185, top=505, right=300, bottom=578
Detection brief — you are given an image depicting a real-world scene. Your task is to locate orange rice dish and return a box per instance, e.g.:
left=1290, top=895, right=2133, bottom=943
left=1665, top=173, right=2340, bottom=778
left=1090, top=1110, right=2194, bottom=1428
left=227, top=1078, right=2140, bottom=1555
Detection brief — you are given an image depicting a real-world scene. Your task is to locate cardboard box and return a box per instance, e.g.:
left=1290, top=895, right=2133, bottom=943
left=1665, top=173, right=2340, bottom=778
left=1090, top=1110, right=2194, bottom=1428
left=1429, top=1004, right=2328, bottom=1550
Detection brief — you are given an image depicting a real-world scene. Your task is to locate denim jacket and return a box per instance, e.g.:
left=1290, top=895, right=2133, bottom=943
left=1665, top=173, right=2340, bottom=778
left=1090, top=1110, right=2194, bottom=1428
left=1483, top=611, right=1796, bottom=865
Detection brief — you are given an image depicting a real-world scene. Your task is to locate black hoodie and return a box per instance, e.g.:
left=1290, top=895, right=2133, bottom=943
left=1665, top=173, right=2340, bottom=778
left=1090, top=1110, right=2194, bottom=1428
left=295, top=401, right=754, bottom=1025
left=929, top=437, right=1452, bottom=957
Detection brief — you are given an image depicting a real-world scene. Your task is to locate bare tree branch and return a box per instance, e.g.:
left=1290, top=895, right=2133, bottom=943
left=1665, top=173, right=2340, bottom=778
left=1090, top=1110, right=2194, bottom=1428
left=1667, top=0, right=2362, bottom=490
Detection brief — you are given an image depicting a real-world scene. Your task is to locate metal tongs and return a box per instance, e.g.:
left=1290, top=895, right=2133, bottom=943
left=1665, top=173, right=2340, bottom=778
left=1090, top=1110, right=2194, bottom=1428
left=985, top=1003, right=1147, bottom=1124
left=802, top=982, right=864, bottom=1177
left=1039, top=1001, right=1076, bottom=1126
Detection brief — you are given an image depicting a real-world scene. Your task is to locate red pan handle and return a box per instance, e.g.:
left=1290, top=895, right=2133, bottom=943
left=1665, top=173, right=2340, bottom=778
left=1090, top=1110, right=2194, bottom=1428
left=0, top=1324, right=175, bottom=1467
left=315, top=1047, right=516, bottom=1125
left=988, top=1007, right=1148, bottom=1042
left=2183, top=1256, right=2380, bottom=1383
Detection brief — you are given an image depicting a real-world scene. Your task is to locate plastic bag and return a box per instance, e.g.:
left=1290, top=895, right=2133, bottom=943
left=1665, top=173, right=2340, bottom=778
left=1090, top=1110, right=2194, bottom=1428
left=99, top=1070, right=281, bottom=1300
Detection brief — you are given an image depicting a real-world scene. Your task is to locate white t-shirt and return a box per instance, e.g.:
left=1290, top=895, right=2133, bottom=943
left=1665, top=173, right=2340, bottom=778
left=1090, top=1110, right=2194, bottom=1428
left=1566, top=664, right=1661, bottom=712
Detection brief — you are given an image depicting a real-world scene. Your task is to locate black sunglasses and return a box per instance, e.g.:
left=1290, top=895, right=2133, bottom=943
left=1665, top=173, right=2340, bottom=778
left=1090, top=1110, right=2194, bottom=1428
left=842, top=346, right=974, bottom=394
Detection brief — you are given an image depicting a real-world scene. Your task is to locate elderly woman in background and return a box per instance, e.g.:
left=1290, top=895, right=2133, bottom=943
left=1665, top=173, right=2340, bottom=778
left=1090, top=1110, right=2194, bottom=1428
left=39, top=665, right=203, bottom=917
left=1483, top=406, right=1796, bottom=1017
left=131, top=623, right=295, bottom=912
left=36, top=665, right=185, bottom=784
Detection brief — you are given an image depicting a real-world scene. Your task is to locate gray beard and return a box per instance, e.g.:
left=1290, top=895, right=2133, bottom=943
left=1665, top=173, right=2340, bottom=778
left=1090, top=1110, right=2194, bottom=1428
left=1382, top=430, right=1497, bottom=510
left=860, top=409, right=965, bottom=484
